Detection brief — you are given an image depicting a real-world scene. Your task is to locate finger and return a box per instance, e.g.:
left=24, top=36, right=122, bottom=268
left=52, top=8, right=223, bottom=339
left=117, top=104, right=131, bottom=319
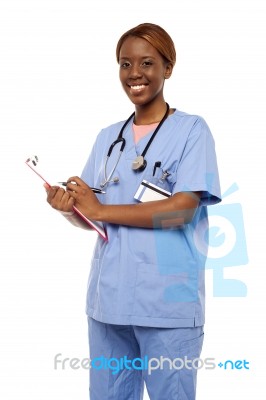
left=67, top=188, right=77, bottom=199
left=56, top=188, right=68, bottom=202
left=66, top=182, right=79, bottom=193
left=67, top=196, right=75, bottom=208
left=67, top=176, right=86, bottom=187
left=60, top=191, right=75, bottom=209
left=50, top=189, right=74, bottom=211
left=46, top=186, right=61, bottom=203
left=50, top=188, right=66, bottom=206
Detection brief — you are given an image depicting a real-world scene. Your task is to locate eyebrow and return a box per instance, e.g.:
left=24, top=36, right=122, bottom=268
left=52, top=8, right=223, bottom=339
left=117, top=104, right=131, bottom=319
left=119, top=56, right=156, bottom=61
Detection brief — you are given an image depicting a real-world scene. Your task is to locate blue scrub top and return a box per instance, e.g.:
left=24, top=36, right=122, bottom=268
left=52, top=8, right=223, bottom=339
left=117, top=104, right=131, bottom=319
left=81, top=109, right=221, bottom=328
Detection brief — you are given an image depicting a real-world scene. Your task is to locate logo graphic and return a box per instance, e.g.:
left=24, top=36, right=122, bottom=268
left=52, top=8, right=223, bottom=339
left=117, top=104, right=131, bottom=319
left=195, top=183, right=248, bottom=296
left=154, top=182, right=248, bottom=299
left=54, top=353, right=250, bottom=373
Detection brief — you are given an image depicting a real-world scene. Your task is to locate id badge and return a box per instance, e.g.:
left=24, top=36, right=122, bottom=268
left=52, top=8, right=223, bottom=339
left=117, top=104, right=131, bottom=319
left=134, top=180, right=171, bottom=202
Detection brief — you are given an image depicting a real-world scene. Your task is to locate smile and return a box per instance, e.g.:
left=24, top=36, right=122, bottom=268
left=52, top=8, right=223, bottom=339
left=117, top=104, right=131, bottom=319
left=129, top=84, right=147, bottom=92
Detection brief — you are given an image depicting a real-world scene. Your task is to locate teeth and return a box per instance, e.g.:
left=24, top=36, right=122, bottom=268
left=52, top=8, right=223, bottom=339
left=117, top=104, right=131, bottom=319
left=131, top=85, right=145, bottom=90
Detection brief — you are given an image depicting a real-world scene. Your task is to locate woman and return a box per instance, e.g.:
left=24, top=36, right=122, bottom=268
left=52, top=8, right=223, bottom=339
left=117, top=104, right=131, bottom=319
left=46, top=23, right=221, bottom=400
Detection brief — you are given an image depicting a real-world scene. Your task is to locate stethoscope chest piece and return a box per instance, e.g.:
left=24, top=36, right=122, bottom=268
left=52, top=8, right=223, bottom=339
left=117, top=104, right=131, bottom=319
left=132, top=155, right=147, bottom=171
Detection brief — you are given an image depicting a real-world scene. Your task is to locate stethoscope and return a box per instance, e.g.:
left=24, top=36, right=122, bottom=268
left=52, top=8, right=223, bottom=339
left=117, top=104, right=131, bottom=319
left=100, top=103, right=170, bottom=188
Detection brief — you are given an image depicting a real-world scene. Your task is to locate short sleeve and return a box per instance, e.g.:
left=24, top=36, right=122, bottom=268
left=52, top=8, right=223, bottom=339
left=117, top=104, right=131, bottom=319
left=80, top=135, right=99, bottom=186
left=172, top=117, right=221, bottom=206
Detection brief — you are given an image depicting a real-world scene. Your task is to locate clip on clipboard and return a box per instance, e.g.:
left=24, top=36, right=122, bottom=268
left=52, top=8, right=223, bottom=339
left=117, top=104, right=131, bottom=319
left=25, top=155, right=108, bottom=241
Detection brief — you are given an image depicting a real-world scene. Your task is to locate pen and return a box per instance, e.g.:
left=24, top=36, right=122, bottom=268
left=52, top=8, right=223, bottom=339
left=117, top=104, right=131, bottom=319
left=152, top=161, right=161, bottom=176
left=57, top=182, right=106, bottom=194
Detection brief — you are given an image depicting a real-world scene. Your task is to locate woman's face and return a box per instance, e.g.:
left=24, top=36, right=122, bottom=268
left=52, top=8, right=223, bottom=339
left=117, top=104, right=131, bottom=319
left=118, top=36, right=172, bottom=107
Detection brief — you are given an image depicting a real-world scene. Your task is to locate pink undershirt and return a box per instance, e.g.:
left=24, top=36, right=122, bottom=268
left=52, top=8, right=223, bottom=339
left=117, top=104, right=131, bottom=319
left=132, top=122, right=159, bottom=144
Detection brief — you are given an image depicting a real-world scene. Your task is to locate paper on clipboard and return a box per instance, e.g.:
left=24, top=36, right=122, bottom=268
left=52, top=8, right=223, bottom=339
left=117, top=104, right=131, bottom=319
left=25, top=155, right=108, bottom=241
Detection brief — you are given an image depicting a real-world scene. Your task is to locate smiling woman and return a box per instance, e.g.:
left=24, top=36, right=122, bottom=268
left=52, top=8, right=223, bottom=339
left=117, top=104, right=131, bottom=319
left=45, top=22, right=221, bottom=400
left=117, top=23, right=176, bottom=123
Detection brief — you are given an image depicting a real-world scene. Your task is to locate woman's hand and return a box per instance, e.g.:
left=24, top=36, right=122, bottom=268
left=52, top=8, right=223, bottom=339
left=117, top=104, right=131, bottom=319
left=44, top=183, right=75, bottom=212
left=66, top=176, right=102, bottom=220
left=45, top=179, right=200, bottom=229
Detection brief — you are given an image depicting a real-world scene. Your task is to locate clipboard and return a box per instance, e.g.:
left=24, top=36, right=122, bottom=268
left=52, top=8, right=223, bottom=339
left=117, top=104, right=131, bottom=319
left=25, top=155, right=108, bottom=241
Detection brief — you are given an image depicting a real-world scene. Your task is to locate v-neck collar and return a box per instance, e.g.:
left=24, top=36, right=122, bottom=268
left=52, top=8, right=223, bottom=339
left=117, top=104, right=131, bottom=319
left=123, top=121, right=158, bottom=159
left=122, top=109, right=177, bottom=159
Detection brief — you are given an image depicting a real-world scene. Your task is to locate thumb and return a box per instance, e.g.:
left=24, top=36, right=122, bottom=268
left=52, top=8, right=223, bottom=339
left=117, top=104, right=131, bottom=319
left=43, top=183, right=51, bottom=192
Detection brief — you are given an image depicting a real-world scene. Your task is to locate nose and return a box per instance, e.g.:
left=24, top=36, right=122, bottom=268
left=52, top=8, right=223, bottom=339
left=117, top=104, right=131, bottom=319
left=129, top=63, right=143, bottom=79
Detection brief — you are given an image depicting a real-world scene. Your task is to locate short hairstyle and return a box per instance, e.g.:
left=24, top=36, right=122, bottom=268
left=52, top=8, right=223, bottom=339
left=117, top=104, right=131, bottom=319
left=116, top=23, right=176, bottom=67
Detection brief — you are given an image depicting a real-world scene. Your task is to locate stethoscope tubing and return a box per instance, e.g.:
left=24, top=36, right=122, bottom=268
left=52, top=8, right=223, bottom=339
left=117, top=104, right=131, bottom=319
left=101, top=103, right=170, bottom=188
left=102, top=150, right=123, bottom=187
left=107, top=137, right=126, bottom=157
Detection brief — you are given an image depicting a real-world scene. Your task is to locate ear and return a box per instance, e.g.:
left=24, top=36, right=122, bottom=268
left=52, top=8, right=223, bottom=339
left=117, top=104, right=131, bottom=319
left=164, top=63, right=173, bottom=79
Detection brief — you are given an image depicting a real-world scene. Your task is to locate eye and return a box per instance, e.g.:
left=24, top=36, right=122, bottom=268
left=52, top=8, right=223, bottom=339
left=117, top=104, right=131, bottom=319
left=142, top=61, right=153, bottom=67
left=120, top=61, right=131, bottom=68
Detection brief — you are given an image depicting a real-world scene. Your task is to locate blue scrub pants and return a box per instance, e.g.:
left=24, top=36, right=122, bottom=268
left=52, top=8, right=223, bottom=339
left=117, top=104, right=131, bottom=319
left=88, top=317, right=204, bottom=400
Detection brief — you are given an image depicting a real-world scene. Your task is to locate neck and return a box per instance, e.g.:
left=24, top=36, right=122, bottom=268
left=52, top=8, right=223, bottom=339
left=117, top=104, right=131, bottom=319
left=134, top=101, right=169, bottom=125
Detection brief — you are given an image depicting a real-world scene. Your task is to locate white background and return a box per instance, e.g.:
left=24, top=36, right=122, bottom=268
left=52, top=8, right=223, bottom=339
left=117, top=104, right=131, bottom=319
left=0, top=0, right=265, bottom=398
